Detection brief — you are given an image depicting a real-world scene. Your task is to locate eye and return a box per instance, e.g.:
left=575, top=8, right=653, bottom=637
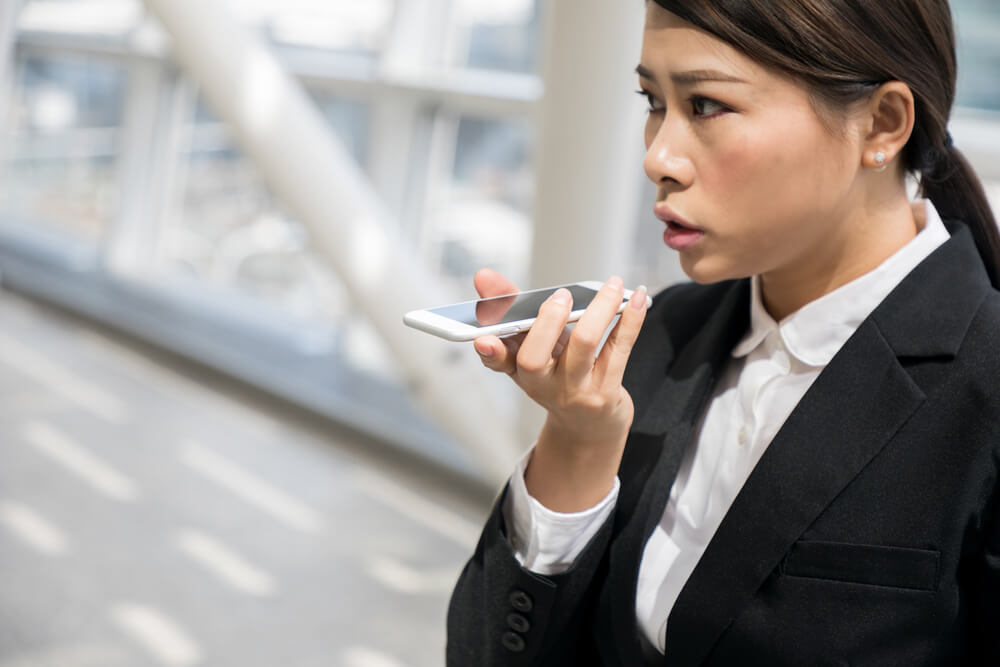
left=689, top=96, right=729, bottom=118
left=635, top=89, right=665, bottom=113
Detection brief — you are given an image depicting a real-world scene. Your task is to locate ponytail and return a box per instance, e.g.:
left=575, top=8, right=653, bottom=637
left=920, top=143, right=1000, bottom=289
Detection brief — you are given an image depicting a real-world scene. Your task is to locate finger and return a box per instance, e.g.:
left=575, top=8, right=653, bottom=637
left=551, top=326, right=571, bottom=359
left=562, top=276, right=626, bottom=384
left=473, top=334, right=520, bottom=375
left=501, top=334, right=524, bottom=369
left=515, top=288, right=573, bottom=374
left=473, top=267, right=519, bottom=298
left=595, top=285, right=648, bottom=386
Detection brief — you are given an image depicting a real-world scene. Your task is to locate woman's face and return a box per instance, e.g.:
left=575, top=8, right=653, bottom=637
left=640, top=4, right=866, bottom=285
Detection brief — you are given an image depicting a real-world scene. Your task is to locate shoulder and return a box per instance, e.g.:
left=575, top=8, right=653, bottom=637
left=975, top=286, right=1000, bottom=323
left=975, top=287, right=1000, bottom=321
left=961, top=288, right=1000, bottom=374
left=906, top=284, right=1000, bottom=446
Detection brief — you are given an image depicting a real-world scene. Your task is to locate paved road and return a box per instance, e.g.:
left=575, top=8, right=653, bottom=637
left=0, top=287, right=493, bottom=667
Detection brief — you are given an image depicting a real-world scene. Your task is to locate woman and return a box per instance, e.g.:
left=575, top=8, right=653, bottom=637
left=447, top=1, right=1000, bottom=665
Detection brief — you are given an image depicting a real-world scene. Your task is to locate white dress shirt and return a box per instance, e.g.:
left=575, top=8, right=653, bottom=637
left=503, top=200, right=950, bottom=653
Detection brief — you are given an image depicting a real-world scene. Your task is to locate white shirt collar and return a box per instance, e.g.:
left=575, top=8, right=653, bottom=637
left=732, top=200, right=950, bottom=366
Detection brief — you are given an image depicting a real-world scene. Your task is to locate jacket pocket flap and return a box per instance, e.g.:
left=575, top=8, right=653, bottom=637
left=781, top=540, right=940, bottom=591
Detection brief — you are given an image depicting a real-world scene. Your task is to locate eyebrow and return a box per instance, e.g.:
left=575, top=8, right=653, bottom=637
left=635, top=64, right=748, bottom=85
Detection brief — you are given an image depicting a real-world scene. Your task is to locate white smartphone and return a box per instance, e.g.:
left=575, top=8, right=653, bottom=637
left=403, top=281, right=651, bottom=341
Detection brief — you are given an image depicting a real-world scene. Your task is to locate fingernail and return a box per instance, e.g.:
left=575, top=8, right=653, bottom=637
left=474, top=339, right=495, bottom=357
left=550, top=288, right=571, bottom=306
left=630, top=285, right=647, bottom=311
left=606, top=276, right=624, bottom=291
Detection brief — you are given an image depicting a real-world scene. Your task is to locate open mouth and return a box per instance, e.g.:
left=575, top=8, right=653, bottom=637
left=659, top=212, right=705, bottom=250
left=665, top=219, right=694, bottom=232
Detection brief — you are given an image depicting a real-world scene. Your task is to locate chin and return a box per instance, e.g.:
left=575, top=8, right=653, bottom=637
left=678, top=255, right=747, bottom=285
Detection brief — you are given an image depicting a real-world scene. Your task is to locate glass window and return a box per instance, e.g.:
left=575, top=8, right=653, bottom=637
left=453, top=0, right=542, bottom=73
left=423, top=114, right=534, bottom=288
left=953, top=0, right=1000, bottom=111
left=307, top=91, right=370, bottom=166
left=157, top=97, right=352, bottom=324
left=17, top=0, right=143, bottom=37
left=0, top=54, right=127, bottom=243
left=225, top=0, right=396, bottom=58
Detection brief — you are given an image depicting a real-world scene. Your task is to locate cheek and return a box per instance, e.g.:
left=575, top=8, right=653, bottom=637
left=698, top=132, right=778, bottom=215
left=701, top=119, right=845, bottom=224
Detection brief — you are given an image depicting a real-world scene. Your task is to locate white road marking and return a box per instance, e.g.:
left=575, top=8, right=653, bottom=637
left=0, top=642, right=131, bottom=667
left=110, top=602, right=203, bottom=666
left=366, top=556, right=457, bottom=595
left=352, top=469, right=478, bottom=549
left=0, top=500, right=69, bottom=556
left=180, top=441, right=323, bottom=535
left=0, top=390, right=65, bottom=420
left=175, top=529, right=276, bottom=596
left=21, top=421, right=138, bottom=502
left=0, top=331, right=129, bottom=424
left=341, top=646, right=405, bottom=667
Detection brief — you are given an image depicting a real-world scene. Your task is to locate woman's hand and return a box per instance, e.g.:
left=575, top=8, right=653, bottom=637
left=471, top=268, right=648, bottom=511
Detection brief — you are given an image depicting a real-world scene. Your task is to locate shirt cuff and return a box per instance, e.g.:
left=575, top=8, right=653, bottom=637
left=503, top=445, right=620, bottom=576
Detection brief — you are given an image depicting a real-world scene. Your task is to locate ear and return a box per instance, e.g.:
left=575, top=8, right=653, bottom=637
left=859, top=81, right=915, bottom=172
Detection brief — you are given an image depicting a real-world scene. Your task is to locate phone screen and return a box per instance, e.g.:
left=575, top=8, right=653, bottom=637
left=428, top=285, right=616, bottom=327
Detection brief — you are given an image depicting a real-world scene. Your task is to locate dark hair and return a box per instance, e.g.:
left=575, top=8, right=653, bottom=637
left=650, top=0, right=1000, bottom=288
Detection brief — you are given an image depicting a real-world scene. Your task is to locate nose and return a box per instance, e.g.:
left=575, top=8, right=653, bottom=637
left=643, top=118, right=694, bottom=189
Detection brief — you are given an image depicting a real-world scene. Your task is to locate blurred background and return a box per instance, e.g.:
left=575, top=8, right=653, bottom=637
left=0, top=1, right=996, bottom=665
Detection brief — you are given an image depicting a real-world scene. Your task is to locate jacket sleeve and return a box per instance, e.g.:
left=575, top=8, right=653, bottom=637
left=505, top=448, right=619, bottom=575
left=446, top=484, right=615, bottom=667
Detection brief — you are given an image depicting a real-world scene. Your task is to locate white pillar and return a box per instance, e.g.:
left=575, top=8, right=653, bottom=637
left=142, top=0, right=520, bottom=483
left=530, top=1, right=648, bottom=286
left=519, top=0, right=649, bottom=441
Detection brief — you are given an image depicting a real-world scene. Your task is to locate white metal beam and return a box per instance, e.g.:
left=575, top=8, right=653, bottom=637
left=141, top=0, right=520, bottom=483
left=104, top=56, right=169, bottom=272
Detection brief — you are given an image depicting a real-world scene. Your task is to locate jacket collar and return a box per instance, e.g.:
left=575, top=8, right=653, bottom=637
left=873, top=222, right=991, bottom=358
left=732, top=200, right=950, bottom=366
left=660, top=221, right=992, bottom=666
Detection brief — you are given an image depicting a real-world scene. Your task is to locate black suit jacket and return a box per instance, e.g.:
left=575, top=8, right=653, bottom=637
left=447, top=223, right=1000, bottom=666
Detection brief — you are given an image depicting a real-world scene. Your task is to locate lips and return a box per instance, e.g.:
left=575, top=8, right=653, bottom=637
left=654, top=203, right=705, bottom=250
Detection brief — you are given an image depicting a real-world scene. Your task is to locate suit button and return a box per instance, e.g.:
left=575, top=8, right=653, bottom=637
left=509, top=590, right=533, bottom=613
left=501, top=631, right=526, bottom=652
left=507, top=613, right=531, bottom=633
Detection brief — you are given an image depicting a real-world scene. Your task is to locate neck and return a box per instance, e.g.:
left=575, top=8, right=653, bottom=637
left=760, top=193, right=919, bottom=322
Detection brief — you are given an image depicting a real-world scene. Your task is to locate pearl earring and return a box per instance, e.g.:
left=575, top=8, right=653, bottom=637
left=874, top=151, right=887, bottom=172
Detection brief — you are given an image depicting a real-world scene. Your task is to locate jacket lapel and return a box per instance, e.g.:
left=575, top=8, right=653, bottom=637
left=662, top=316, right=925, bottom=666
left=600, top=280, right=750, bottom=666
left=662, top=224, right=992, bottom=666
